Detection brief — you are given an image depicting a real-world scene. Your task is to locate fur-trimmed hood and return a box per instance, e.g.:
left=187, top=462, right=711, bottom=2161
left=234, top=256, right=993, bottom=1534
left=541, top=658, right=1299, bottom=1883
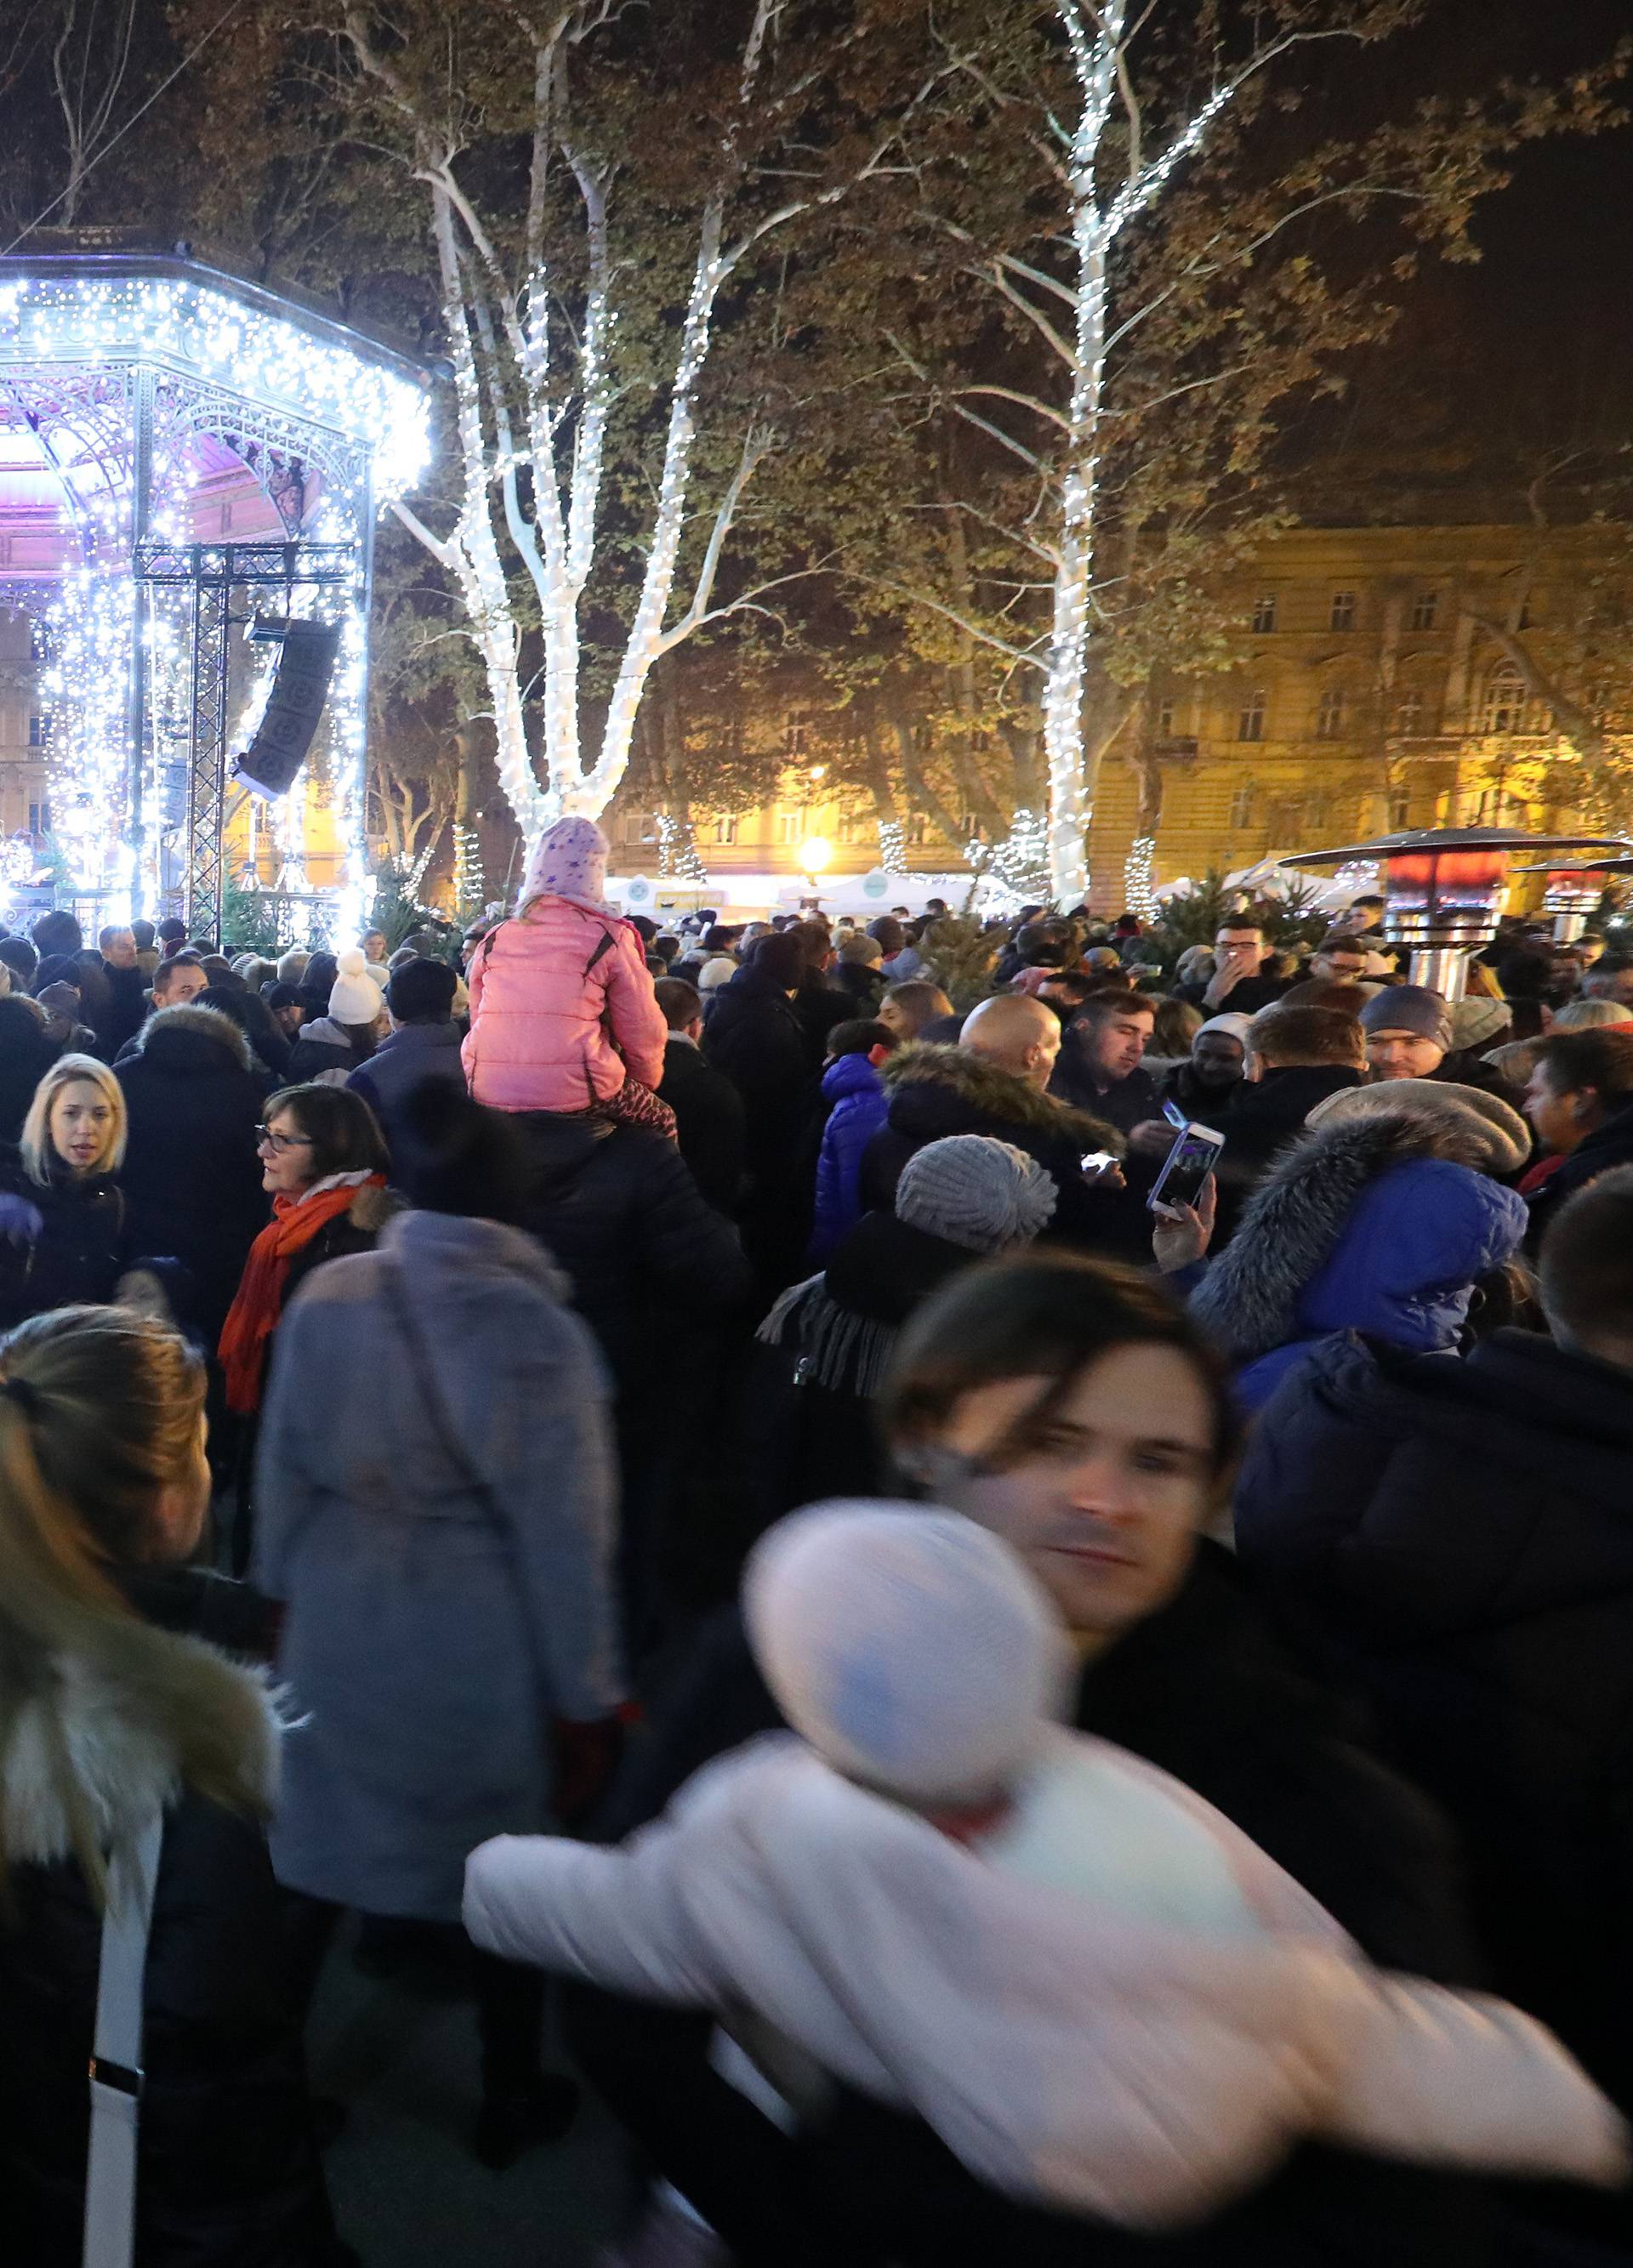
left=133, top=1001, right=253, bottom=1072
left=1191, top=1109, right=1528, bottom=1374
left=879, top=1043, right=1122, bottom=1158
left=1, top=1617, right=279, bottom=1867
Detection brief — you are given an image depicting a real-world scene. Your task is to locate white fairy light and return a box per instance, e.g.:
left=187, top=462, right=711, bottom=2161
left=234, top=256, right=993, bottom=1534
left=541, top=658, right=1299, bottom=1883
left=1124, top=831, right=1157, bottom=917
left=879, top=818, right=906, bottom=875
left=656, top=811, right=707, bottom=884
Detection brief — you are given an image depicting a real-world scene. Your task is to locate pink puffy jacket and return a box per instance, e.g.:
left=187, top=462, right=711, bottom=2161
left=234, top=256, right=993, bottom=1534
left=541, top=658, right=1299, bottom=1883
left=462, top=897, right=669, bottom=1113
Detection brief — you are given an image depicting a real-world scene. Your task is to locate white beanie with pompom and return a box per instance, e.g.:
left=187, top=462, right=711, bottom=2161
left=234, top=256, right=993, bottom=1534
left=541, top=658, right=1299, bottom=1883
left=329, top=946, right=384, bottom=1026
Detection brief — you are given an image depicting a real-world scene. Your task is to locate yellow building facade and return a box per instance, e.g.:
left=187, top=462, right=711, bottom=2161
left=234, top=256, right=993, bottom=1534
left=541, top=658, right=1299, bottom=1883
left=604, top=520, right=1623, bottom=912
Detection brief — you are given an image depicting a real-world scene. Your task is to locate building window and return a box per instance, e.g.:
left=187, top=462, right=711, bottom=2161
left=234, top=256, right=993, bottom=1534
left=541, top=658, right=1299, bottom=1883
left=1251, top=594, right=1277, bottom=634
left=1237, top=690, right=1266, bottom=742
left=27, top=799, right=46, bottom=835
left=957, top=811, right=982, bottom=844
left=785, top=719, right=810, bottom=757
left=1409, top=590, right=1438, bottom=631
left=621, top=810, right=650, bottom=846
left=1155, top=700, right=1175, bottom=737
left=26, top=713, right=42, bottom=747
left=1388, top=787, right=1411, bottom=829
left=1481, top=662, right=1530, bottom=736
left=778, top=810, right=804, bottom=844
left=711, top=813, right=737, bottom=846
left=1330, top=590, right=1357, bottom=631
left=835, top=810, right=863, bottom=844
left=1315, top=685, right=1346, bottom=739
left=1394, top=685, right=1425, bottom=736
left=903, top=815, right=928, bottom=846
left=1228, top=785, right=1256, bottom=831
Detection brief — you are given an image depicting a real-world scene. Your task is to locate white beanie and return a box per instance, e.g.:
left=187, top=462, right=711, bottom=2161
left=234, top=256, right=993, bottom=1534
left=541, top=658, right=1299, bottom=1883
left=1197, top=1013, right=1253, bottom=1043
left=743, top=1503, right=1069, bottom=1806
left=329, top=946, right=384, bottom=1026
left=896, top=1134, right=1056, bottom=1252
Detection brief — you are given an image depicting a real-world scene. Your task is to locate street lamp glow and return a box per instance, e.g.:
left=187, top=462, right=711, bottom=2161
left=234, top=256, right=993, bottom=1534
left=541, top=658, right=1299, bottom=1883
left=800, top=836, right=832, bottom=873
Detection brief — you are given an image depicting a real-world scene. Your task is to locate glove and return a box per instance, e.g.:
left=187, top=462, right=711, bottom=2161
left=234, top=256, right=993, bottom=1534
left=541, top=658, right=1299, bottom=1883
left=0, top=1194, right=43, bottom=1244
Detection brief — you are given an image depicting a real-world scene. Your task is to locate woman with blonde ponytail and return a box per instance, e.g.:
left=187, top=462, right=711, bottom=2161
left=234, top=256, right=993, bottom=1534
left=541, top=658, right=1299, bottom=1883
left=0, top=1305, right=344, bottom=2267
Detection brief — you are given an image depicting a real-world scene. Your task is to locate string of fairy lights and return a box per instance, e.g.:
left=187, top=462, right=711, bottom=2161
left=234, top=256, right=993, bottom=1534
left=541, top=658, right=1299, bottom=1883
left=0, top=270, right=430, bottom=924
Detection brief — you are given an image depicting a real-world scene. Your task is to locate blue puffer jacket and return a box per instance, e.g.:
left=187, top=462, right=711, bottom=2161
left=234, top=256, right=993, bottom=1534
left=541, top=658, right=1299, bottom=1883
left=808, top=1052, right=890, bottom=1261
left=1188, top=1111, right=1528, bottom=1413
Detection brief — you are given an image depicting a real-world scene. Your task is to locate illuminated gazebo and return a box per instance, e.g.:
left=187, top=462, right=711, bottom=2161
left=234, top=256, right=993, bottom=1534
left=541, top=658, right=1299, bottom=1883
left=0, top=249, right=432, bottom=937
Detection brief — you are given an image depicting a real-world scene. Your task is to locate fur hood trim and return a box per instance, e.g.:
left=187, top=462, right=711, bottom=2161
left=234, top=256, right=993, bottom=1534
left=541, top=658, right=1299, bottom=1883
left=137, top=1001, right=253, bottom=1070
left=879, top=1043, right=1122, bottom=1157
left=2, top=1623, right=280, bottom=1867
left=1190, top=1109, right=1492, bottom=1364
left=350, top=1181, right=400, bottom=1236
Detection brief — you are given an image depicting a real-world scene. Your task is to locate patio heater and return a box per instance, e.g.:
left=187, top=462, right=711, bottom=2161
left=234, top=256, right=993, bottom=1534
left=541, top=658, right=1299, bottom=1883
left=1283, top=828, right=1630, bottom=1002
left=1511, top=856, right=1633, bottom=944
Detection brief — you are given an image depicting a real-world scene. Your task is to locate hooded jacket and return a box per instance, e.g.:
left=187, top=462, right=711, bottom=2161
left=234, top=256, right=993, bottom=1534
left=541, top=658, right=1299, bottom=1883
left=1234, top=1327, right=1633, bottom=2253
left=859, top=1043, right=1124, bottom=1253
left=116, top=1003, right=271, bottom=1339
left=255, top=1210, right=623, bottom=1922
left=0, top=1572, right=334, bottom=2265
left=809, top=1051, right=890, bottom=1261
left=1188, top=1111, right=1528, bottom=1411
left=463, top=899, right=668, bottom=1113
left=283, top=1015, right=366, bottom=1087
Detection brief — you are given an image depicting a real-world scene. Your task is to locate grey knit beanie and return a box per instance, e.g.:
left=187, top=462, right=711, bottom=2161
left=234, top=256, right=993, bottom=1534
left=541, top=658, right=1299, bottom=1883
left=896, top=1134, right=1057, bottom=1252
left=1358, top=983, right=1452, bottom=1049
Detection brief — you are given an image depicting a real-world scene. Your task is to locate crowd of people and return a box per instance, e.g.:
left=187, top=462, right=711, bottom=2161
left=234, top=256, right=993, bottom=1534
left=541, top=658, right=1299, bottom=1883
left=5, top=821, right=1633, bottom=2267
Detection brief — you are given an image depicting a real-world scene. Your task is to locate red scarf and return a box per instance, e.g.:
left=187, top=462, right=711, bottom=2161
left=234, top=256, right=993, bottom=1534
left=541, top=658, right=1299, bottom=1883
left=219, top=1177, right=384, bottom=1413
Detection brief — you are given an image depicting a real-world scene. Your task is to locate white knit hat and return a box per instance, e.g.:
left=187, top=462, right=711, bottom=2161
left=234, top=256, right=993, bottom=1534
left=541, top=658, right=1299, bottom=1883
left=329, top=946, right=384, bottom=1026
left=896, top=1134, right=1056, bottom=1252
left=743, top=1503, right=1069, bottom=1805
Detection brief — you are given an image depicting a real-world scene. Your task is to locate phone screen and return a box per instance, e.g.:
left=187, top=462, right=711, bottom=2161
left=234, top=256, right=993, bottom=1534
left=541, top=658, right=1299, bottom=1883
left=1150, top=1124, right=1222, bottom=1214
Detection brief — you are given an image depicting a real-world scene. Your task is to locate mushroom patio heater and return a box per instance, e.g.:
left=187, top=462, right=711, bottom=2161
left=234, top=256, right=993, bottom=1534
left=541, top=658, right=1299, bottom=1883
left=1283, top=828, right=1631, bottom=1001
left=1512, top=856, right=1633, bottom=943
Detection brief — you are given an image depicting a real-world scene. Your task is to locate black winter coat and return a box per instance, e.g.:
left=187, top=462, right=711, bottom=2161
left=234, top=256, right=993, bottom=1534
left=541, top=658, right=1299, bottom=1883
left=0, top=998, right=64, bottom=1141
left=116, top=1005, right=272, bottom=1341
left=512, top=1112, right=753, bottom=1394
left=859, top=1044, right=1132, bottom=1255
left=657, top=1037, right=745, bottom=1214
left=1234, top=1325, right=1633, bottom=2248
left=569, top=1542, right=1484, bottom=2268
left=0, top=1566, right=336, bottom=2266
left=1211, top=1064, right=1367, bottom=1241
left=791, top=969, right=854, bottom=1069
left=1525, top=1094, right=1633, bottom=1250
left=702, top=965, right=816, bottom=1282
left=0, top=1146, right=128, bottom=1328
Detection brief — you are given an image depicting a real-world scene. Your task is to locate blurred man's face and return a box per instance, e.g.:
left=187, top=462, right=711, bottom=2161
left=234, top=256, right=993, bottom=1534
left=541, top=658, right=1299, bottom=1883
left=155, top=962, right=208, bottom=1008
left=101, top=929, right=137, bottom=969
left=1213, top=926, right=1267, bottom=976
left=1368, top=1028, right=1443, bottom=1081
left=1191, top=1032, right=1245, bottom=1087
left=1080, top=1004, right=1154, bottom=1083
left=1312, top=944, right=1368, bottom=983
left=1525, top=1066, right=1592, bottom=1156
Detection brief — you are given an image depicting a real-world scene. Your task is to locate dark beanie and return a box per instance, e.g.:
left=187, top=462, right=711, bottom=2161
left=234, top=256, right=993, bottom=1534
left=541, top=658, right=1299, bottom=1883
left=751, top=931, right=805, bottom=990
left=34, top=953, right=82, bottom=993
left=388, top=957, right=459, bottom=1022
left=262, top=981, right=303, bottom=1012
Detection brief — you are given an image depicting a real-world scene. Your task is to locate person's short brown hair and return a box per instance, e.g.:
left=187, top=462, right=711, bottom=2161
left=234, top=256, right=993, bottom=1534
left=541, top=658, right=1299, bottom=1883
left=1539, top=1165, right=1633, bottom=1353
left=151, top=950, right=204, bottom=998
left=1274, top=980, right=1372, bottom=1020
left=1074, top=986, right=1156, bottom=1026
left=1313, top=930, right=1369, bottom=958
left=263, top=1083, right=389, bottom=1179
left=1245, top=1004, right=1365, bottom=1068
left=883, top=1252, right=1238, bottom=1480
left=1533, top=1029, right=1633, bottom=1102
left=654, top=977, right=702, bottom=1030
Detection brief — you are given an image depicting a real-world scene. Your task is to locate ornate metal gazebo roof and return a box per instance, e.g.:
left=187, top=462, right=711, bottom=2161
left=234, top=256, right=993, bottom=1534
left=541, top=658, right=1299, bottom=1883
left=0, top=248, right=433, bottom=935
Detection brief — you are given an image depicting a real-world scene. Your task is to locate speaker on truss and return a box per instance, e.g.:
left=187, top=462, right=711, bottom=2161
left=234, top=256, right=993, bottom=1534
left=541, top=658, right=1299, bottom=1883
left=232, top=617, right=343, bottom=799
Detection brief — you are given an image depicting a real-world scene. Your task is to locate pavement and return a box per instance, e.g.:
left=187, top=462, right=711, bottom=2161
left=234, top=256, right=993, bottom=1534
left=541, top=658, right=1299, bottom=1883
left=310, top=1921, right=632, bottom=2267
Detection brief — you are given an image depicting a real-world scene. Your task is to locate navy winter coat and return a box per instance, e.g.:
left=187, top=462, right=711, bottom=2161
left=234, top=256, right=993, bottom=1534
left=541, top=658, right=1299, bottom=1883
left=808, top=1051, right=889, bottom=1261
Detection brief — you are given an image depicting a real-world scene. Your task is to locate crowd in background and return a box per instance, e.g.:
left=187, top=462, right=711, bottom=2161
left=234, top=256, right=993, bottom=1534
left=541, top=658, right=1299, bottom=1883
left=6, top=821, right=1633, bottom=2268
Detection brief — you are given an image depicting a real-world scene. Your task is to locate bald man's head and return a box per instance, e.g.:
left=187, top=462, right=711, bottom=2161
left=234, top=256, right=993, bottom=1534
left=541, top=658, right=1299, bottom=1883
left=960, top=993, right=1061, bottom=1091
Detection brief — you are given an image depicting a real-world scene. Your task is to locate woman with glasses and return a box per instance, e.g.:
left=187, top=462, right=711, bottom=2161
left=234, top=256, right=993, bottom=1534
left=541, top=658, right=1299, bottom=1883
left=0, top=1054, right=131, bottom=1329
left=219, top=1085, right=392, bottom=1424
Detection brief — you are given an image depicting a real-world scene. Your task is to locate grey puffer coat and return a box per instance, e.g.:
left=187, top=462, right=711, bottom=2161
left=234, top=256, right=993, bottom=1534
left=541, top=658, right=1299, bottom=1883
left=253, top=1208, right=623, bottom=1921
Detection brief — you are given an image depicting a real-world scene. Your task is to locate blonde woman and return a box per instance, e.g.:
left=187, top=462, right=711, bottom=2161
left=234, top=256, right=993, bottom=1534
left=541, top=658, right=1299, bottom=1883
left=0, top=1305, right=340, bottom=2266
left=0, top=1054, right=131, bottom=1328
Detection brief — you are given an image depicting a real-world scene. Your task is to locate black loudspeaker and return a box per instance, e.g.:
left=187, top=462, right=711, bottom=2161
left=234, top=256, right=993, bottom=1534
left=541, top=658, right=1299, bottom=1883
left=232, top=619, right=342, bottom=799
